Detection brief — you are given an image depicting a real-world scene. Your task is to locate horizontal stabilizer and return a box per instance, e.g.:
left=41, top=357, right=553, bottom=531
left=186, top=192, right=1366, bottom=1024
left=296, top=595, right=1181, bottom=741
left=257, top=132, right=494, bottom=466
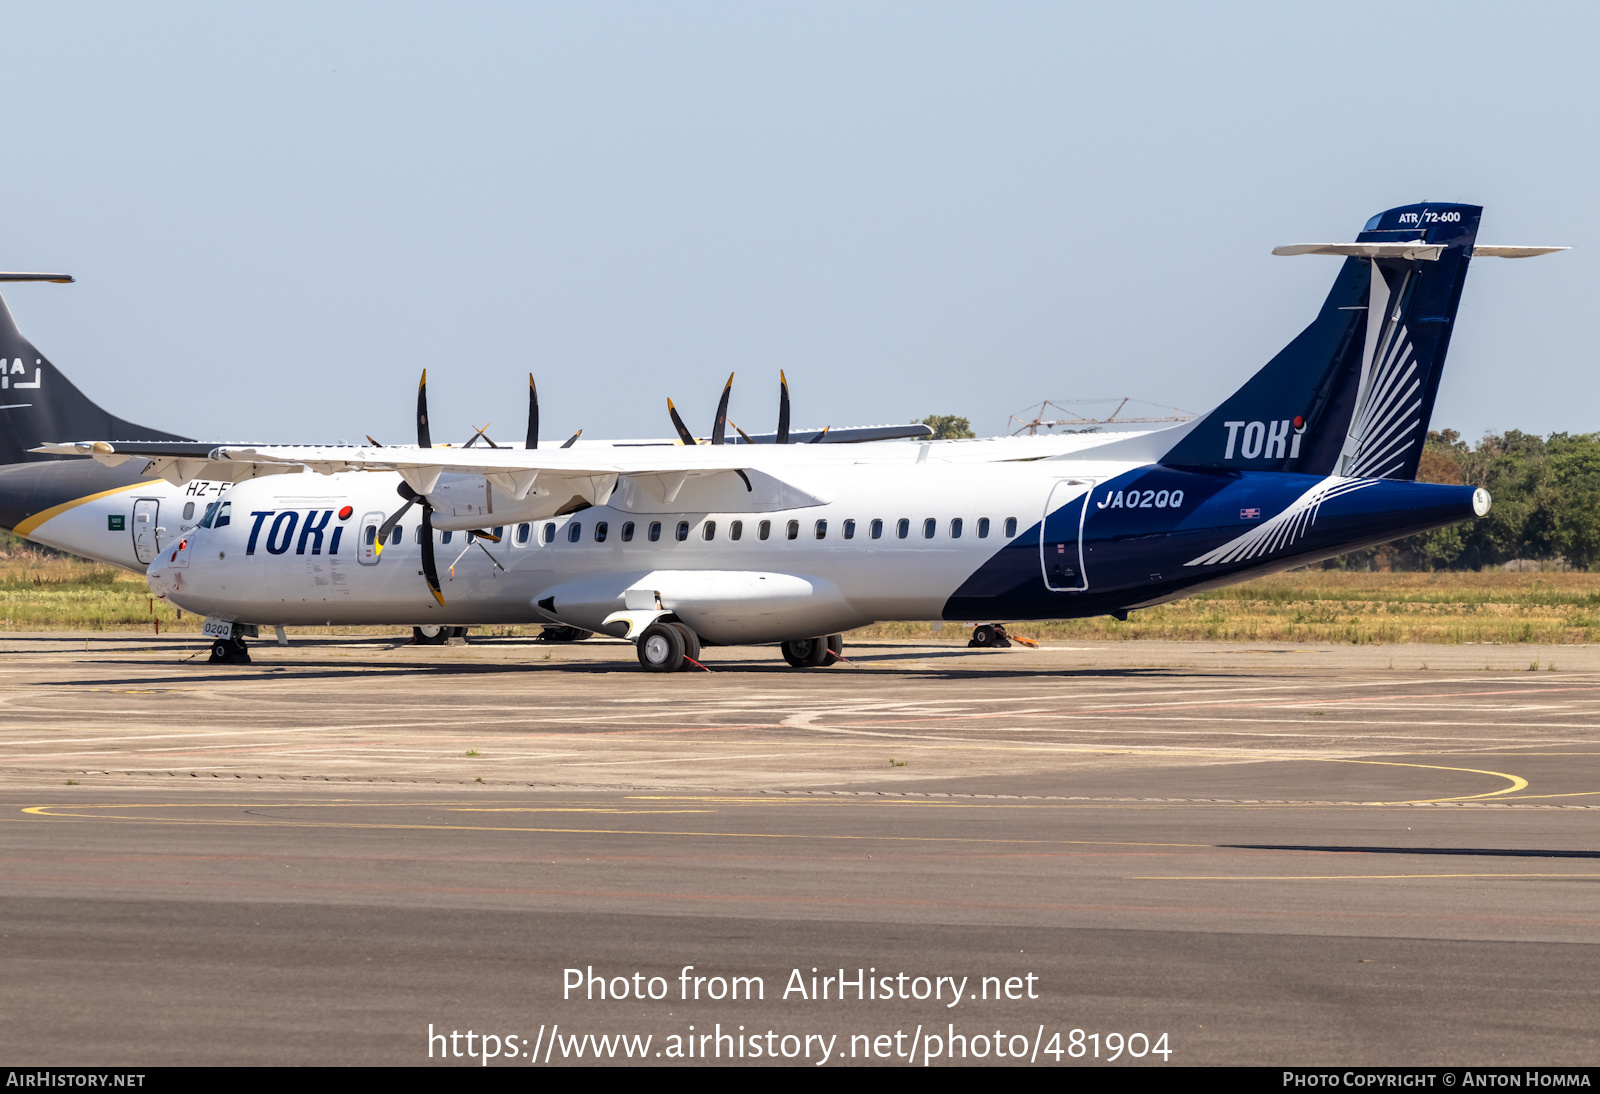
left=1274, top=243, right=1569, bottom=260
left=1273, top=242, right=1446, bottom=260
left=1469, top=245, right=1571, bottom=258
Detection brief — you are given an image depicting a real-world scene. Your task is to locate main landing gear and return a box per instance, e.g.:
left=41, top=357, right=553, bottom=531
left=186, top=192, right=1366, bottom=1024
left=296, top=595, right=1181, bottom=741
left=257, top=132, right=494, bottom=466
left=636, top=621, right=703, bottom=672
left=208, top=637, right=251, bottom=664
left=630, top=627, right=847, bottom=672
left=780, top=634, right=843, bottom=668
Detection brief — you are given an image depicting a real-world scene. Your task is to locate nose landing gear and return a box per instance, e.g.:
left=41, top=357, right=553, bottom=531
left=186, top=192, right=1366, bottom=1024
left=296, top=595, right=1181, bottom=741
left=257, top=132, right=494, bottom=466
left=411, top=626, right=469, bottom=645
left=208, top=637, right=251, bottom=664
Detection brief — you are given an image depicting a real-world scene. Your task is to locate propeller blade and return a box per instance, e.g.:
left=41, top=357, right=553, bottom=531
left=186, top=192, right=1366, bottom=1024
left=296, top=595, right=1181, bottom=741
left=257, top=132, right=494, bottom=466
left=710, top=372, right=733, bottom=445
left=526, top=374, right=539, bottom=449
left=727, top=418, right=756, bottom=445
left=419, top=503, right=444, bottom=606
left=417, top=369, right=433, bottom=449
left=808, top=424, right=831, bottom=444
left=464, top=423, right=499, bottom=449
left=777, top=370, right=791, bottom=444
left=667, top=398, right=697, bottom=445
left=373, top=498, right=416, bottom=557
left=560, top=428, right=582, bottom=449
left=468, top=528, right=502, bottom=543
left=365, top=435, right=383, bottom=447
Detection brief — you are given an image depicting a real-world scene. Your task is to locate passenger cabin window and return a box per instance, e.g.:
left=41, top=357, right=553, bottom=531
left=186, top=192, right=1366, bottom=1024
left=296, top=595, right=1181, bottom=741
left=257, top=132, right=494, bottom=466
left=923, top=518, right=936, bottom=539
left=648, top=521, right=662, bottom=542
left=815, top=519, right=828, bottom=540
left=391, top=526, right=403, bottom=546
left=364, top=525, right=376, bottom=546
left=896, top=519, right=910, bottom=540
left=950, top=518, right=963, bottom=539
left=730, top=520, right=743, bottom=541
left=843, top=519, right=855, bottom=540
left=621, top=521, right=635, bottom=542
left=415, top=526, right=423, bottom=545
left=568, top=522, right=583, bottom=543
left=703, top=521, right=716, bottom=541
left=543, top=523, right=556, bottom=544
left=442, top=530, right=453, bottom=544
left=594, top=521, right=608, bottom=543
left=516, top=523, right=531, bottom=545
left=870, top=519, right=883, bottom=540
left=493, top=526, right=504, bottom=541
left=786, top=520, right=799, bottom=540
left=758, top=520, right=771, bottom=540
left=182, top=501, right=195, bottom=521
left=676, top=521, right=690, bottom=542
left=1004, top=517, right=1017, bottom=537
left=977, top=517, right=990, bottom=539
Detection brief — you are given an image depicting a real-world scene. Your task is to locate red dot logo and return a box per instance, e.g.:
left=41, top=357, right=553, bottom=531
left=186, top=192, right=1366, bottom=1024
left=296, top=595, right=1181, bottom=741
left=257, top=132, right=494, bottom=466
left=1292, top=416, right=1305, bottom=430
left=338, top=505, right=353, bottom=520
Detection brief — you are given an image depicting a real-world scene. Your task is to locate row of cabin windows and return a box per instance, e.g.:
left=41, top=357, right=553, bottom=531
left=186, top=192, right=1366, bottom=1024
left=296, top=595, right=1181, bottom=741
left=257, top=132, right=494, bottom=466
left=359, top=525, right=508, bottom=547
left=528, top=515, right=1019, bottom=545
left=362, top=517, right=1021, bottom=548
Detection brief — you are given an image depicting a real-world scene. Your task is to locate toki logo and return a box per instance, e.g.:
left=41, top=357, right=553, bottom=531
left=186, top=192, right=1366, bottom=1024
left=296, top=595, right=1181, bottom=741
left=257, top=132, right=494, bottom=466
left=1, top=358, right=42, bottom=391
left=244, top=510, right=347, bottom=557
left=1222, top=416, right=1307, bottom=461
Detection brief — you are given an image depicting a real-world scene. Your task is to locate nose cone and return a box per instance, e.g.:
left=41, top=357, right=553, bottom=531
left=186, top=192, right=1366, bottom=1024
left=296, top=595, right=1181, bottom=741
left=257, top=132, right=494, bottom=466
left=145, top=554, right=177, bottom=598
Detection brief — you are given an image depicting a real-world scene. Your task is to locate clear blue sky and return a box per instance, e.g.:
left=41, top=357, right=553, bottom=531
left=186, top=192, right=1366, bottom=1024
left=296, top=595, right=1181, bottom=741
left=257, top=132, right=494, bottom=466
left=0, top=2, right=1590, bottom=445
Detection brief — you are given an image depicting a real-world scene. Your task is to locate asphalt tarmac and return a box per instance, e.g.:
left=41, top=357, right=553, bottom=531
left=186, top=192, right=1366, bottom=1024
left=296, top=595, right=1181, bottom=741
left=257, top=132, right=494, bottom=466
left=1, top=632, right=1596, bottom=1066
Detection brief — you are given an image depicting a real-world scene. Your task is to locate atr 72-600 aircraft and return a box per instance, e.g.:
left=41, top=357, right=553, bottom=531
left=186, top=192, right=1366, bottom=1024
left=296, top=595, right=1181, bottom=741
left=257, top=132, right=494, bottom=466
left=28, top=203, right=1568, bottom=670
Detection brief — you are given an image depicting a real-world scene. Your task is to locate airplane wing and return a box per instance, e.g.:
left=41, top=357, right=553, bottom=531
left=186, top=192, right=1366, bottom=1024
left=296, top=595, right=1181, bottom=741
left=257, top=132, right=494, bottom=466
left=31, top=440, right=791, bottom=506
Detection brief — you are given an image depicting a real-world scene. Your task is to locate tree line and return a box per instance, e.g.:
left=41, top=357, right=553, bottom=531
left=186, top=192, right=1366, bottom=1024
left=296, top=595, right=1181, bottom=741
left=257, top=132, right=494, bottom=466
left=1337, top=430, right=1600, bottom=572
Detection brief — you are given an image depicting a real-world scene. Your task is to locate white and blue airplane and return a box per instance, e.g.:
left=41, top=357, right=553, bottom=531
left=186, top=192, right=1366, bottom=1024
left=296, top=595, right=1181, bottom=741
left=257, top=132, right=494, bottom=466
left=18, top=203, right=1568, bottom=670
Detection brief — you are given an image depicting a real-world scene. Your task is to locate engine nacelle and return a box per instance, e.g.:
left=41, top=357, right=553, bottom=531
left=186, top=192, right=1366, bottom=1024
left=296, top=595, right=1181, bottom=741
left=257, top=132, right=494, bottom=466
left=424, top=472, right=615, bottom=531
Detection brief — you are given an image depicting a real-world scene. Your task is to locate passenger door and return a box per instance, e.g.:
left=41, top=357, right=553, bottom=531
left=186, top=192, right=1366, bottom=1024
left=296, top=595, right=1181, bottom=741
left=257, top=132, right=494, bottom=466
left=131, top=499, right=161, bottom=565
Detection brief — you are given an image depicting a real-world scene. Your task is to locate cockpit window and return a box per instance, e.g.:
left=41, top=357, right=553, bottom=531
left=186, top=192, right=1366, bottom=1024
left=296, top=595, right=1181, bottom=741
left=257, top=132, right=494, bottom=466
left=197, top=502, right=219, bottom=529
left=214, top=502, right=231, bottom=529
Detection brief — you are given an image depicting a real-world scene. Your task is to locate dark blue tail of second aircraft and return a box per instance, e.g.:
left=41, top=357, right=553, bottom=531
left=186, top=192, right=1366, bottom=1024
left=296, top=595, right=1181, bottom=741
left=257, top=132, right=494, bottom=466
left=1159, top=202, right=1480, bottom=481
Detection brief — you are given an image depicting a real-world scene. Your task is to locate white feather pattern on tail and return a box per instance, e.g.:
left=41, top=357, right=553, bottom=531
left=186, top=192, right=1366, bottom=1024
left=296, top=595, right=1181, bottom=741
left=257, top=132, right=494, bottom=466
left=1185, top=476, right=1380, bottom=567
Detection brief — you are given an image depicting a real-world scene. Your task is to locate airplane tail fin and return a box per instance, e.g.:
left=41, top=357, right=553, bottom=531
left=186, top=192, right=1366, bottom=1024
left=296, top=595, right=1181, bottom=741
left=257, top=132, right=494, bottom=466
left=0, top=286, right=187, bottom=464
left=1158, top=202, right=1483, bottom=480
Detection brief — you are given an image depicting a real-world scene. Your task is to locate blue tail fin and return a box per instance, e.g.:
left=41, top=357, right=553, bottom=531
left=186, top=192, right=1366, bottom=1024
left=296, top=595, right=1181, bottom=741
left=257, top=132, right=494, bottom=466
left=1160, top=202, right=1481, bottom=480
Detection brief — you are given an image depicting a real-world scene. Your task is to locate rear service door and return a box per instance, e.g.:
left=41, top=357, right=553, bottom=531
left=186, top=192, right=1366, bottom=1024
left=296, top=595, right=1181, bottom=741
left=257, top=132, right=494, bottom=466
left=1040, top=479, right=1094, bottom=592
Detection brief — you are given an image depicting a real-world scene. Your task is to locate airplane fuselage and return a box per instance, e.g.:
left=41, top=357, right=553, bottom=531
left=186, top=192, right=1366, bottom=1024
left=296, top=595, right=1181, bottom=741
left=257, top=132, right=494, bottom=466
left=118, top=439, right=1486, bottom=644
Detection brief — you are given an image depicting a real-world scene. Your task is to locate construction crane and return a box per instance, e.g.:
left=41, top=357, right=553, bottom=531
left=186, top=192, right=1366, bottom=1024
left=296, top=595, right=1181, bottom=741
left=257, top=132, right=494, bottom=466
left=1008, top=398, right=1196, bottom=436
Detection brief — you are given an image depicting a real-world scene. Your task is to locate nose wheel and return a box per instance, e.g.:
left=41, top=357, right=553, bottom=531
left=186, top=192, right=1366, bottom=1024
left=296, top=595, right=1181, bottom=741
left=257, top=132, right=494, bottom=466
left=208, top=637, right=251, bottom=664
left=411, top=626, right=469, bottom=645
